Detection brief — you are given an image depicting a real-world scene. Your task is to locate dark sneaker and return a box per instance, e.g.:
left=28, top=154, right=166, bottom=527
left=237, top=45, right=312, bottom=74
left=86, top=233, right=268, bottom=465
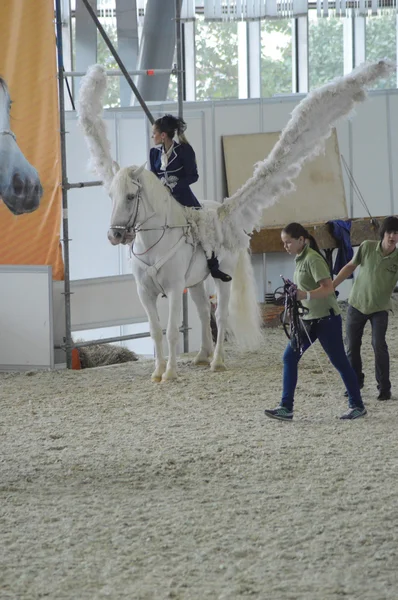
left=340, top=406, right=367, bottom=420
left=377, top=391, right=391, bottom=401
left=264, top=406, right=293, bottom=421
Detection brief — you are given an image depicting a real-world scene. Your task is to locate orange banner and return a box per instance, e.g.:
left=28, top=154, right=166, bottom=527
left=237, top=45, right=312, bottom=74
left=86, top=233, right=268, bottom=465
left=0, top=0, right=64, bottom=280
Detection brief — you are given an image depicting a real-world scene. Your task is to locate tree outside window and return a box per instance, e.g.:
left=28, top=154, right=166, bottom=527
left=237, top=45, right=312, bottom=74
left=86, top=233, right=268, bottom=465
left=309, top=12, right=344, bottom=90
left=366, top=13, right=397, bottom=89
left=261, top=20, right=293, bottom=98
left=97, top=20, right=120, bottom=108
left=195, top=16, right=239, bottom=101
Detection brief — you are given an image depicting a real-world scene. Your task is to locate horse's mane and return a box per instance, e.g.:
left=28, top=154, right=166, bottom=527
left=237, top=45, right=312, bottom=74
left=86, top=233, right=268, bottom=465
left=111, top=165, right=191, bottom=226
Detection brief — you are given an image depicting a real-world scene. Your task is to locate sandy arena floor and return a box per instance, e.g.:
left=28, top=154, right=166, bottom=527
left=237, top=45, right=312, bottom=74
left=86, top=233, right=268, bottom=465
left=1, top=304, right=398, bottom=599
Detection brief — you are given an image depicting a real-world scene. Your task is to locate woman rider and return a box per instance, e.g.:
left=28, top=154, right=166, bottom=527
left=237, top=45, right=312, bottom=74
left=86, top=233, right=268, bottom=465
left=150, top=114, right=231, bottom=282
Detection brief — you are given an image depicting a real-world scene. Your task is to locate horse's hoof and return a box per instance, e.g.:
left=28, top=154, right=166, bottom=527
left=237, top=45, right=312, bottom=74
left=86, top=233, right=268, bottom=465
left=162, top=371, right=177, bottom=382
left=193, top=358, right=210, bottom=367
left=151, top=374, right=162, bottom=383
left=210, top=362, right=227, bottom=372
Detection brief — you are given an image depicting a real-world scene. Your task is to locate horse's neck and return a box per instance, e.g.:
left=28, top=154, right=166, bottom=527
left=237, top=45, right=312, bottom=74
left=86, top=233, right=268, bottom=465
left=133, top=185, right=189, bottom=257
left=139, top=178, right=188, bottom=227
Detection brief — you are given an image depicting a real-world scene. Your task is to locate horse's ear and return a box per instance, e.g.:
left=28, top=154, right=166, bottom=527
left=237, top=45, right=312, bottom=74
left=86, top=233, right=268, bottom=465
left=131, top=163, right=147, bottom=179
left=112, top=161, right=120, bottom=175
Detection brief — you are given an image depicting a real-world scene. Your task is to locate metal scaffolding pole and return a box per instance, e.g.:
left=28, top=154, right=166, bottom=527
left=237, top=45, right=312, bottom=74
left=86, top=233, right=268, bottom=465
left=64, top=69, right=176, bottom=77
left=80, top=0, right=155, bottom=124
left=55, top=0, right=73, bottom=369
left=53, top=0, right=191, bottom=366
left=175, top=0, right=189, bottom=354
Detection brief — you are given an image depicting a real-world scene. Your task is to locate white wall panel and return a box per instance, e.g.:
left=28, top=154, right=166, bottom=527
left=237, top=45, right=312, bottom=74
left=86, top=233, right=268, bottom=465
left=68, top=186, right=120, bottom=280
left=213, top=102, right=262, bottom=200
left=351, top=95, right=390, bottom=218
left=261, top=97, right=298, bottom=133
left=334, top=119, right=352, bottom=215
left=116, top=113, right=148, bottom=168
left=386, top=93, right=398, bottom=215
left=0, top=267, right=54, bottom=371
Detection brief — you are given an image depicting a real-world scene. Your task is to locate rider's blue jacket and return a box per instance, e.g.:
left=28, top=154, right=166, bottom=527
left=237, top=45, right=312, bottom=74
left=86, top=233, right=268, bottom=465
left=149, top=141, right=201, bottom=209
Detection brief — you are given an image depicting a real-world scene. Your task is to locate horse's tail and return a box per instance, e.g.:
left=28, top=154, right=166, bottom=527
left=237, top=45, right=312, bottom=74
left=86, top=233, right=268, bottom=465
left=227, top=250, right=263, bottom=351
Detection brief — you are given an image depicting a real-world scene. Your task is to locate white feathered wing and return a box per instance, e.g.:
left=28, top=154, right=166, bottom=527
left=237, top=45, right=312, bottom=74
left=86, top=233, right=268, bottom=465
left=218, top=60, right=394, bottom=251
left=76, top=64, right=115, bottom=192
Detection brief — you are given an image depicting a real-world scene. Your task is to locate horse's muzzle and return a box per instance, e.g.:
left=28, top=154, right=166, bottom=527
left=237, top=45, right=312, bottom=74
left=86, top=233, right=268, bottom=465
left=107, top=228, right=135, bottom=246
left=1, top=177, right=43, bottom=215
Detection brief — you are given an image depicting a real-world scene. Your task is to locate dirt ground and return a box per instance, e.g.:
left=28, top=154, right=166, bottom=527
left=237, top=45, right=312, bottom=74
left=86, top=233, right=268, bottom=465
left=1, top=303, right=398, bottom=599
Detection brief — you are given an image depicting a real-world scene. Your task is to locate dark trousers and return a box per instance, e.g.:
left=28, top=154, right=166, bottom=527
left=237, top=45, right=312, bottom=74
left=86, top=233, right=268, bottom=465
left=280, top=314, right=364, bottom=411
left=346, top=305, right=390, bottom=394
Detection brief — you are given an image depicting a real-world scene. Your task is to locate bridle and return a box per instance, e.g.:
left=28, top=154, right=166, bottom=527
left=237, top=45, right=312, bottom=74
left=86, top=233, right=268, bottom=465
left=274, top=275, right=309, bottom=355
left=111, top=178, right=191, bottom=256
left=111, top=182, right=143, bottom=238
left=0, top=130, right=16, bottom=141
left=0, top=81, right=16, bottom=142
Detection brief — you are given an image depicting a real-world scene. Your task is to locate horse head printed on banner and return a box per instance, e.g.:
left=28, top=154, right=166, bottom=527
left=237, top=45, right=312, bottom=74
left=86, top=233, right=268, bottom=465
left=78, top=60, right=393, bottom=382
left=0, top=77, right=43, bottom=215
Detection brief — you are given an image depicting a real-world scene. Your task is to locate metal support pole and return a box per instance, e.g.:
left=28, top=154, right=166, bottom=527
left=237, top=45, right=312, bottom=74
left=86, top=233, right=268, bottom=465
left=175, top=0, right=189, bottom=354
left=64, top=69, right=177, bottom=77
left=55, top=0, right=73, bottom=369
left=55, top=330, right=159, bottom=350
left=176, top=0, right=184, bottom=119
left=80, top=0, right=155, bottom=124
left=68, top=180, right=103, bottom=189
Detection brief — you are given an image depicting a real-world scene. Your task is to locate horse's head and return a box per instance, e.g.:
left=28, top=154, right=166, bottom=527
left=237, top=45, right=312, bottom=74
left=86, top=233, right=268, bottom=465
left=107, top=163, right=147, bottom=245
left=0, top=77, right=43, bottom=215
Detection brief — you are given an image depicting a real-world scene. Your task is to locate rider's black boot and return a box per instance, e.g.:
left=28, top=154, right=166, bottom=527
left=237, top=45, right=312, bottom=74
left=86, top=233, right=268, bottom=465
left=207, top=252, right=232, bottom=283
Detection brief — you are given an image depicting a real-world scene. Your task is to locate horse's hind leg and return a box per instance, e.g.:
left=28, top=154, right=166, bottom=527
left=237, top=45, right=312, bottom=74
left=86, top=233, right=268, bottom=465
left=137, top=285, right=166, bottom=382
left=189, top=282, right=213, bottom=366
left=210, top=281, right=231, bottom=372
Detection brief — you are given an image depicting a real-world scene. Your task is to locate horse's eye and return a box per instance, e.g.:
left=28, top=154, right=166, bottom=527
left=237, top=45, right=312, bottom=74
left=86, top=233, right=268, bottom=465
left=127, top=194, right=135, bottom=201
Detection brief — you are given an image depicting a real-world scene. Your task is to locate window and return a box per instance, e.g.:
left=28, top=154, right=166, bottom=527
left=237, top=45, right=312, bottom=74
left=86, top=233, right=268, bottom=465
left=366, top=14, right=397, bottom=89
left=261, top=19, right=293, bottom=98
left=195, top=15, right=239, bottom=100
left=97, top=19, right=120, bottom=108
left=309, top=11, right=344, bottom=90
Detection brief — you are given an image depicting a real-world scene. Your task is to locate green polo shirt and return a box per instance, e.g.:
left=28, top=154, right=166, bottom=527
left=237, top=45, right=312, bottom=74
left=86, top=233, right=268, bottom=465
left=294, top=245, right=340, bottom=320
left=348, top=240, right=398, bottom=315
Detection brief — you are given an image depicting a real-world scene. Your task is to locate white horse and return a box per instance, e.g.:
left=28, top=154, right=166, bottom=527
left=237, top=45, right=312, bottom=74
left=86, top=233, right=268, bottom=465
left=0, top=77, right=43, bottom=215
left=77, top=60, right=392, bottom=382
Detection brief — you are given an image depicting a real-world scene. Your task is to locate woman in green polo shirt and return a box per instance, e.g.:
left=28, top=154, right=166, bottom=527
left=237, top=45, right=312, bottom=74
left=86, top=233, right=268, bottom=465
left=264, top=222, right=366, bottom=422
left=333, top=216, right=398, bottom=401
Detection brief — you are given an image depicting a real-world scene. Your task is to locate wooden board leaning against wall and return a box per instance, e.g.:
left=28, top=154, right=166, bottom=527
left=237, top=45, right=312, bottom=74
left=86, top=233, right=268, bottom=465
left=250, top=217, right=382, bottom=254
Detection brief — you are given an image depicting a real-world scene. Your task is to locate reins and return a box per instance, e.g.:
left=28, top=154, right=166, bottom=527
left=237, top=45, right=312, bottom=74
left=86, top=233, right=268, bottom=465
left=274, top=276, right=309, bottom=355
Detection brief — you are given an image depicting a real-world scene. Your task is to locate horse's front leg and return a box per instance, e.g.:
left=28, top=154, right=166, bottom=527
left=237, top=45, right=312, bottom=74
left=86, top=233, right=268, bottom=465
left=211, top=281, right=231, bottom=372
left=163, top=288, right=184, bottom=382
left=136, top=284, right=166, bottom=382
left=189, top=282, right=213, bottom=366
